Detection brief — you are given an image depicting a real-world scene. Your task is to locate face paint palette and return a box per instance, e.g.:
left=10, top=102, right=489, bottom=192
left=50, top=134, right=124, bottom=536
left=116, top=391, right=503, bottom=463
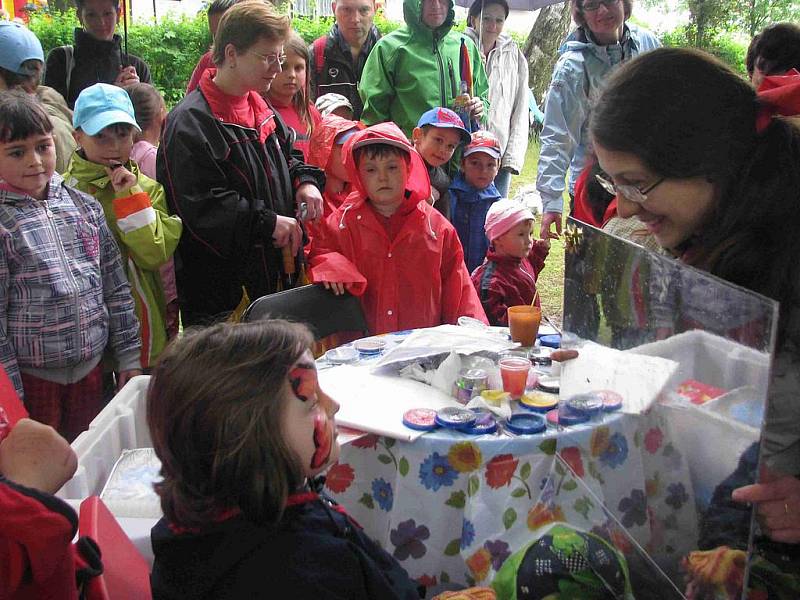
left=434, top=406, right=477, bottom=429
left=519, top=391, right=559, bottom=413
left=596, top=390, right=623, bottom=412
left=503, top=413, right=546, bottom=435
left=565, top=392, right=604, bottom=418
left=354, top=338, right=387, bottom=355
left=325, top=346, right=359, bottom=364
left=402, top=408, right=439, bottom=431
left=538, top=334, right=562, bottom=349
left=537, top=376, right=560, bottom=394
left=458, top=410, right=498, bottom=435
left=546, top=404, right=590, bottom=426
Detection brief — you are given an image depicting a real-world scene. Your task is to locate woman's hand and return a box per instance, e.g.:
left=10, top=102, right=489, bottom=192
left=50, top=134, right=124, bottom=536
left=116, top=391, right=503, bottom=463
left=295, top=183, right=324, bottom=223
left=114, top=65, right=140, bottom=88
left=0, top=419, right=77, bottom=493
left=732, top=475, right=800, bottom=543
left=273, top=215, right=302, bottom=256
left=105, top=163, right=137, bottom=193
left=116, top=369, right=143, bottom=392
left=322, top=281, right=349, bottom=296
left=466, top=96, right=484, bottom=121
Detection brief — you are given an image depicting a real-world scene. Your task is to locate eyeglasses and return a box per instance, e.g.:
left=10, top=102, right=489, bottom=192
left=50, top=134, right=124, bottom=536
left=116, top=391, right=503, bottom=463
left=249, top=50, right=287, bottom=68
left=595, top=172, right=665, bottom=204
left=581, top=0, right=620, bottom=12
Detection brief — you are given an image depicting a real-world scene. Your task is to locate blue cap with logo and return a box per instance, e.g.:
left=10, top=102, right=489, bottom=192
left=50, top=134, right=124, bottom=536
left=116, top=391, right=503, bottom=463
left=416, top=107, right=472, bottom=145
left=73, top=83, right=141, bottom=135
left=0, top=21, right=44, bottom=76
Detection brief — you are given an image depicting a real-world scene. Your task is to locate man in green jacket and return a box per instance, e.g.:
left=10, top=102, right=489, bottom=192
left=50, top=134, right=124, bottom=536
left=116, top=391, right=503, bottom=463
left=359, top=0, right=489, bottom=137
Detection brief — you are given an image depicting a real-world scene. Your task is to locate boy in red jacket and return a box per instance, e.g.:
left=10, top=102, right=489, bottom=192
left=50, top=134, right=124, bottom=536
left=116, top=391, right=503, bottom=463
left=308, top=122, right=487, bottom=334
left=471, top=198, right=550, bottom=326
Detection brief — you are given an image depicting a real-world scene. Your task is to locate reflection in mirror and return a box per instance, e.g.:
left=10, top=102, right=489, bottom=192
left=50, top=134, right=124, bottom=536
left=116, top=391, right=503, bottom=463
left=562, top=219, right=783, bottom=599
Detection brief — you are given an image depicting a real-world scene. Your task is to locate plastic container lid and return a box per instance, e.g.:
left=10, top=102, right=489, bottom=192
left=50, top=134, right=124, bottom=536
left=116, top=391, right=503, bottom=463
left=537, top=375, right=560, bottom=394
left=402, top=408, right=438, bottom=431
left=325, top=346, right=359, bottom=364
left=435, top=407, right=477, bottom=429
left=539, top=334, right=561, bottom=348
left=354, top=338, right=387, bottom=354
left=519, top=391, right=559, bottom=413
left=557, top=404, right=590, bottom=426
left=565, top=392, right=604, bottom=418
left=504, top=413, right=546, bottom=435
left=596, top=390, right=623, bottom=412
left=459, top=411, right=498, bottom=435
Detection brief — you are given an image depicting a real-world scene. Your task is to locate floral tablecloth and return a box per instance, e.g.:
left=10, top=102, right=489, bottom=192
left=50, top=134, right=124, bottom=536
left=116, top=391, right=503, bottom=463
left=325, top=407, right=697, bottom=593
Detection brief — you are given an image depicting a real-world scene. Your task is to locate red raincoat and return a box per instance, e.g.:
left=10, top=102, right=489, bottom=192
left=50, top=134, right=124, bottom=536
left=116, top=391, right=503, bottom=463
left=572, top=161, right=617, bottom=228
left=308, top=122, right=488, bottom=334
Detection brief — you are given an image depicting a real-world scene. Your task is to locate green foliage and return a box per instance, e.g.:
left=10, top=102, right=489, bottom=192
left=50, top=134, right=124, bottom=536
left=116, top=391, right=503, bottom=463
left=661, top=25, right=747, bottom=76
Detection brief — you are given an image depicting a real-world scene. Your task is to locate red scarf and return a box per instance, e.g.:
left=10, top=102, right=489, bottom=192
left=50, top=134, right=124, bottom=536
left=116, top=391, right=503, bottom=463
left=198, top=69, right=276, bottom=143
left=756, top=68, right=800, bottom=133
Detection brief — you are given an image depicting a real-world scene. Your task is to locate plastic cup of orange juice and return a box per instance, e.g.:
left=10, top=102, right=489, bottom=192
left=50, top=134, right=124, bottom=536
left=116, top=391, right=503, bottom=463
left=507, top=305, right=542, bottom=347
left=499, top=356, right=531, bottom=399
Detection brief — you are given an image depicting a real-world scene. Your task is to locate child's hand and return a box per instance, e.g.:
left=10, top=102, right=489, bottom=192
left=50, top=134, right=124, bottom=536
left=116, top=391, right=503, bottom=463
left=116, top=369, right=143, bottom=392
left=114, top=65, right=140, bottom=88
left=322, top=281, right=348, bottom=296
left=273, top=215, right=302, bottom=256
left=105, top=163, right=137, bottom=193
left=295, top=183, right=324, bottom=223
left=0, top=418, right=77, bottom=494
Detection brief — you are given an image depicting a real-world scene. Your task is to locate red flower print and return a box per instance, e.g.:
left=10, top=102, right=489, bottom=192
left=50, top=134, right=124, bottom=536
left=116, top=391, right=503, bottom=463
left=466, top=547, right=492, bottom=582
left=559, top=446, right=584, bottom=478
left=485, top=454, right=519, bottom=489
left=644, top=427, right=664, bottom=454
left=325, top=462, right=355, bottom=494
left=351, top=434, right=380, bottom=449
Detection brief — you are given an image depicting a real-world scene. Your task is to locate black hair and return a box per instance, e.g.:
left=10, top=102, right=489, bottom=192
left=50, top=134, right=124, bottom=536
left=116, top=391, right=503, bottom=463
left=353, top=143, right=409, bottom=164
left=748, top=22, right=800, bottom=78
left=585, top=161, right=615, bottom=224
left=207, top=0, right=240, bottom=17
left=591, top=47, right=800, bottom=340
left=745, top=33, right=761, bottom=78
left=127, top=83, right=164, bottom=132
left=467, top=0, right=509, bottom=23
left=0, top=90, right=53, bottom=143
left=75, top=0, right=119, bottom=12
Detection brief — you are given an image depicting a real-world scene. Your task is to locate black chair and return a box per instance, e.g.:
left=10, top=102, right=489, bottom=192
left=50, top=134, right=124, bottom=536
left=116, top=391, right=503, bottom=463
left=241, top=284, right=369, bottom=340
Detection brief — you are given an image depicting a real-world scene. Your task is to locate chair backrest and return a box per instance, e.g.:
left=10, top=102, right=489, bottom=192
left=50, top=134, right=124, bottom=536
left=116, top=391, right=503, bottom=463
left=79, top=497, right=152, bottom=600
left=242, top=284, right=369, bottom=340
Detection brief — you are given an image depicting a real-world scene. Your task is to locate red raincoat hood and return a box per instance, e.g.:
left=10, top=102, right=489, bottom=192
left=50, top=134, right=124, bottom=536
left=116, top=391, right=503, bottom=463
left=342, top=122, right=431, bottom=212
left=306, top=115, right=364, bottom=170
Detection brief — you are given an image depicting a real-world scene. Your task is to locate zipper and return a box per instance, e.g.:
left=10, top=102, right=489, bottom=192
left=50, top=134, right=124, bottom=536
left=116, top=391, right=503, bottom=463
left=432, top=33, right=448, bottom=108
left=44, top=198, right=82, bottom=357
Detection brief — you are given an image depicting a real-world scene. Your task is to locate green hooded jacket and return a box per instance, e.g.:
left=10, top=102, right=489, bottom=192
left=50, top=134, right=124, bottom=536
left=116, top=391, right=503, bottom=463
left=63, top=154, right=182, bottom=367
left=358, top=0, right=489, bottom=137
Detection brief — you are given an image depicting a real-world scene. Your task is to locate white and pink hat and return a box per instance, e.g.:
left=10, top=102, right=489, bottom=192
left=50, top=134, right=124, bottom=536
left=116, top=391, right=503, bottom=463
left=484, top=198, right=535, bottom=241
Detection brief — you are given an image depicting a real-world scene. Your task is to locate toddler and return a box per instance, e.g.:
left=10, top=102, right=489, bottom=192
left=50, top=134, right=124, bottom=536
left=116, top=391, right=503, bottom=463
left=65, top=83, right=182, bottom=368
left=315, top=92, right=355, bottom=119
left=265, top=32, right=321, bottom=159
left=411, top=107, right=471, bottom=220
left=471, top=198, right=549, bottom=326
left=450, top=130, right=503, bottom=272
left=306, top=114, right=362, bottom=217
left=148, top=321, right=423, bottom=598
left=309, top=122, right=487, bottom=334
left=0, top=90, right=141, bottom=439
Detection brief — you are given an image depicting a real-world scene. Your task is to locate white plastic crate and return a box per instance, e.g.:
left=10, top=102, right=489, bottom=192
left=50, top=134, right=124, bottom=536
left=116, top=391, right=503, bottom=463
left=58, top=375, right=153, bottom=501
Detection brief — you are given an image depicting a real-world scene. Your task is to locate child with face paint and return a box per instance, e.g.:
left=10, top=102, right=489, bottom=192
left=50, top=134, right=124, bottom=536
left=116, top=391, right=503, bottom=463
left=147, top=321, right=423, bottom=599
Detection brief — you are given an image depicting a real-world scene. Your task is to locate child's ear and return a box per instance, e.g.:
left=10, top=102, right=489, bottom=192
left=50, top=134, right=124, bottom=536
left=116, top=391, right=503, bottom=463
left=411, top=127, right=422, bottom=144
left=72, top=130, right=84, bottom=146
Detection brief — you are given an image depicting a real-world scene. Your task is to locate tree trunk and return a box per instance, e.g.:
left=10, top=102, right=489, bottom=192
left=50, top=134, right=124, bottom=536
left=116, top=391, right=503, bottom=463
left=523, top=2, right=574, bottom=105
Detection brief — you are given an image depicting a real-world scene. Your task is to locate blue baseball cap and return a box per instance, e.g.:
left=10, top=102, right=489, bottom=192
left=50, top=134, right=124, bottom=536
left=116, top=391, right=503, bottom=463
left=0, top=21, right=44, bottom=76
left=73, top=83, right=141, bottom=135
left=416, top=107, right=471, bottom=145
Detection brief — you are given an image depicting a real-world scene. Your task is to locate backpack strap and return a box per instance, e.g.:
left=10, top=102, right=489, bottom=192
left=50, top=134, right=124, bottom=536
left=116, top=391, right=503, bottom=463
left=61, top=45, right=75, bottom=99
left=313, top=36, right=326, bottom=79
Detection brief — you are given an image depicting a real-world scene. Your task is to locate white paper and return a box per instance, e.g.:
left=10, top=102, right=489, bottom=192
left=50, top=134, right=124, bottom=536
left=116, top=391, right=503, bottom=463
left=319, top=364, right=462, bottom=441
left=560, top=341, right=679, bottom=414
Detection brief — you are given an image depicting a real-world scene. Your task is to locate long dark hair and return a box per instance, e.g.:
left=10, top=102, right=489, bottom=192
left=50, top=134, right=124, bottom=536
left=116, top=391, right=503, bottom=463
left=591, top=47, right=800, bottom=338
left=147, top=320, right=314, bottom=528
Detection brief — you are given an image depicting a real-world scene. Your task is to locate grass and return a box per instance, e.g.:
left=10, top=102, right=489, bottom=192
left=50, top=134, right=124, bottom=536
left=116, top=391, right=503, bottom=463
left=508, top=139, right=569, bottom=327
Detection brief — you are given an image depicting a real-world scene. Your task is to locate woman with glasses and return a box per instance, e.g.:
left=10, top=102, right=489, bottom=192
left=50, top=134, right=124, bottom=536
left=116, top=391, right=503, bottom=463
left=157, top=1, right=324, bottom=326
left=464, top=0, right=528, bottom=197
left=591, top=47, right=800, bottom=562
left=535, top=0, right=659, bottom=240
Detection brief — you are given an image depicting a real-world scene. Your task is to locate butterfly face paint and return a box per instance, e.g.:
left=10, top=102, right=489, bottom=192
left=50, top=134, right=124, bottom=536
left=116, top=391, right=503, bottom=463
left=283, top=351, right=340, bottom=477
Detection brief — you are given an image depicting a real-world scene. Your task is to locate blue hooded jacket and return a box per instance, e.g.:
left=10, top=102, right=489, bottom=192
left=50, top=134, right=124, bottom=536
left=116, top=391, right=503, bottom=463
left=450, top=173, right=502, bottom=273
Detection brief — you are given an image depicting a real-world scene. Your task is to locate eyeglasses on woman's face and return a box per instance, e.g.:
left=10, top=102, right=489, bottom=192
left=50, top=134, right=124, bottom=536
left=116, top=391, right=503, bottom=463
left=595, top=172, right=665, bottom=204
left=248, top=49, right=287, bottom=69
left=581, top=0, right=620, bottom=12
